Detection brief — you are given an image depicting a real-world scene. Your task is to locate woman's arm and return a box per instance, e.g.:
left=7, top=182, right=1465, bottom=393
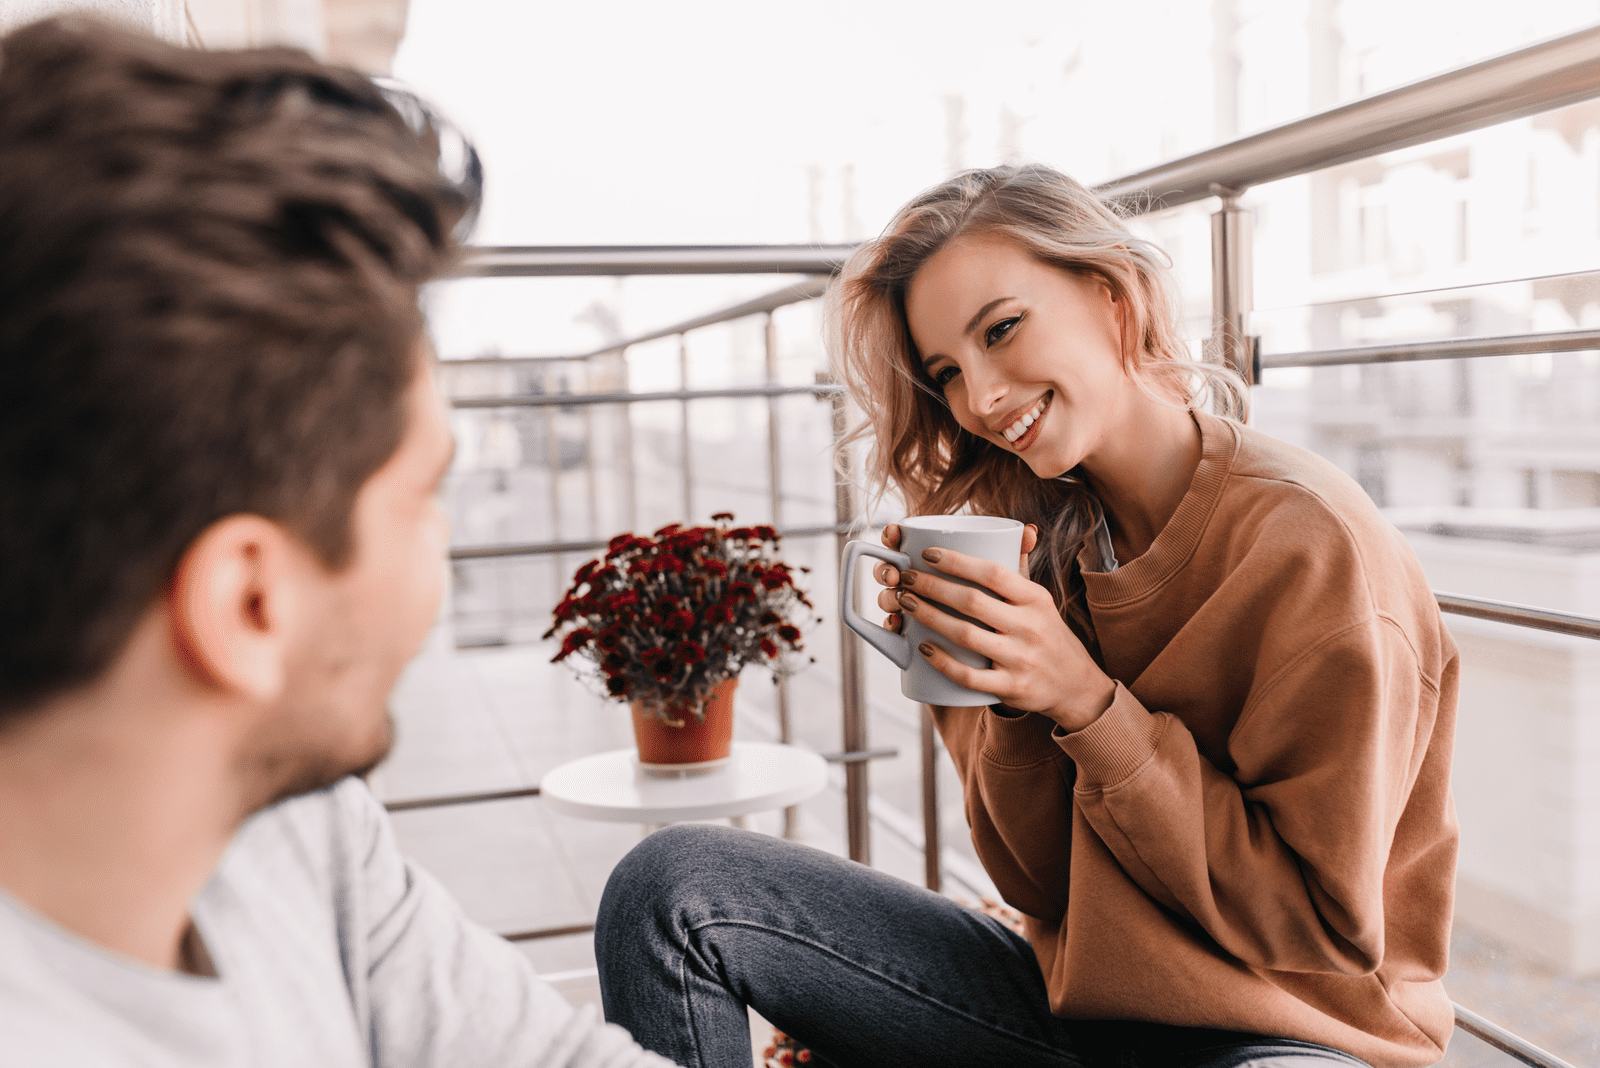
left=1059, top=618, right=1446, bottom=974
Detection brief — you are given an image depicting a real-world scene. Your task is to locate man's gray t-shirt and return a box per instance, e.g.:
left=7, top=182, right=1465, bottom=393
left=0, top=778, right=674, bottom=1067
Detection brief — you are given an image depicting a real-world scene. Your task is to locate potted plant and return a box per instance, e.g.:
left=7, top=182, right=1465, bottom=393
left=544, top=513, right=816, bottom=772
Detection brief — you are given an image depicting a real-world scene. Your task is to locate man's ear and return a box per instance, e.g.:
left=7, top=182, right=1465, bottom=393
left=168, top=515, right=301, bottom=704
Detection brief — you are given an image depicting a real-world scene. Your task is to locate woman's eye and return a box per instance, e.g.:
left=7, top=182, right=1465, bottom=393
left=984, top=317, right=1020, bottom=347
left=932, top=365, right=960, bottom=388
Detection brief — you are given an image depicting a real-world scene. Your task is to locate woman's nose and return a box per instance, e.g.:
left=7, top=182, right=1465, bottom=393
left=963, top=361, right=1008, bottom=416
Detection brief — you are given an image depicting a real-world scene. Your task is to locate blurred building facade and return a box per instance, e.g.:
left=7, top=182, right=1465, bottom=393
left=1134, top=0, right=1600, bottom=975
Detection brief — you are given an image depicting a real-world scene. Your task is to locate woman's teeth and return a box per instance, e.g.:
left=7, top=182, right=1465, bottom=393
left=1003, top=394, right=1050, bottom=443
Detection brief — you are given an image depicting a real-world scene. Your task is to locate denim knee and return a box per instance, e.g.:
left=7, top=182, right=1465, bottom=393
left=597, top=824, right=746, bottom=936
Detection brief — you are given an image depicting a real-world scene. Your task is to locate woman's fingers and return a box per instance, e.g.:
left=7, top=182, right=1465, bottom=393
left=881, top=610, right=903, bottom=635
left=881, top=523, right=901, bottom=551
left=914, top=638, right=997, bottom=693
left=874, top=561, right=900, bottom=588
left=915, top=547, right=1037, bottom=605
left=895, top=589, right=1005, bottom=660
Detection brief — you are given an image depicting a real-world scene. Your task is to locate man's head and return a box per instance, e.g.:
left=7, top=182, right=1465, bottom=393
left=0, top=17, right=471, bottom=785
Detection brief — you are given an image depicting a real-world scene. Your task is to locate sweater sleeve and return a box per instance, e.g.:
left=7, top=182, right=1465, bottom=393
left=1057, top=615, right=1440, bottom=976
left=336, top=782, right=678, bottom=1068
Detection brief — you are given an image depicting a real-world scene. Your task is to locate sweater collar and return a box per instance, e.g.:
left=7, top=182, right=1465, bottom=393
left=1077, top=409, right=1239, bottom=607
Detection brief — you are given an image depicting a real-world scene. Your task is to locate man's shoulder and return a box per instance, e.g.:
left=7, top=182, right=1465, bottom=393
left=0, top=890, right=248, bottom=1067
left=219, top=778, right=379, bottom=888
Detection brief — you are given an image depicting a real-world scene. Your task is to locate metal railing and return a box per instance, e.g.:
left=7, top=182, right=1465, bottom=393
left=394, top=22, right=1600, bottom=1068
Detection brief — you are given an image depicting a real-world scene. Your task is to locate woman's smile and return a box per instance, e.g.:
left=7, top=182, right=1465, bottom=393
left=1000, top=391, right=1051, bottom=448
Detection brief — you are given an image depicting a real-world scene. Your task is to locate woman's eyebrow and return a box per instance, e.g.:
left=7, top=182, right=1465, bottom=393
left=965, top=297, right=1012, bottom=335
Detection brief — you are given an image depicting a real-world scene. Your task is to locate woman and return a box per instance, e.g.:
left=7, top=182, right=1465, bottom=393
left=595, top=166, right=1458, bottom=1068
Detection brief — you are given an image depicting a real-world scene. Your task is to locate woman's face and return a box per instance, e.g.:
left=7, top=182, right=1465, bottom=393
left=904, top=233, right=1134, bottom=481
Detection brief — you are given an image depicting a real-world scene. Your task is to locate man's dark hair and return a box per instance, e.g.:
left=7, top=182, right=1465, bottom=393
left=0, top=16, right=477, bottom=715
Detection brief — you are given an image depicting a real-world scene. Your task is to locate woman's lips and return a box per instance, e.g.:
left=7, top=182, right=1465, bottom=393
left=1004, top=392, right=1051, bottom=452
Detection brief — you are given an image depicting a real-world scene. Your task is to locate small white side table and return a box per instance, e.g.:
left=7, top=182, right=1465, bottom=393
left=539, top=741, right=828, bottom=829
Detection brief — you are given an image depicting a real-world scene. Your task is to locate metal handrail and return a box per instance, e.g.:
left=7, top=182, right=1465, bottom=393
left=1453, top=1003, right=1580, bottom=1068
left=1436, top=593, right=1600, bottom=640
left=1262, top=328, right=1600, bottom=370
left=453, top=245, right=856, bottom=278
left=449, top=522, right=855, bottom=562
left=451, top=382, right=843, bottom=410
left=438, top=278, right=832, bottom=369
left=1097, top=24, right=1600, bottom=211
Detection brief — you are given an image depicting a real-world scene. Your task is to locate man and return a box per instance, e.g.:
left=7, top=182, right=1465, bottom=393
left=0, top=16, right=672, bottom=1066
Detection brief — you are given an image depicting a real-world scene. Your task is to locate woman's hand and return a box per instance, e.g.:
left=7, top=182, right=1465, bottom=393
left=872, top=524, right=1115, bottom=733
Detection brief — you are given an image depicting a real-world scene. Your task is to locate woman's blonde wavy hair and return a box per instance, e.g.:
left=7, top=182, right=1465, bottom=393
left=827, top=164, right=1246, bottom=643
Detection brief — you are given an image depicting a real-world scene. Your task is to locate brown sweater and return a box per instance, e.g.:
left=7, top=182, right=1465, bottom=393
left=934, top=410, right=1458, bottom=1068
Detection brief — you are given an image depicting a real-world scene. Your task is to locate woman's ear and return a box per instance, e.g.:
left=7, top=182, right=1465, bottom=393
left=167, top=515, right=299, bottom=705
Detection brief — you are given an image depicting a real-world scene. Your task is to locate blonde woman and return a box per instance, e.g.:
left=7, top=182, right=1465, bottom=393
left=595, top=166, right=1458, bottom=1068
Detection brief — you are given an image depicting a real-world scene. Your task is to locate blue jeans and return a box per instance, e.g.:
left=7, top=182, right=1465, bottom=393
left=595, top=825, right=1372, bottom=1068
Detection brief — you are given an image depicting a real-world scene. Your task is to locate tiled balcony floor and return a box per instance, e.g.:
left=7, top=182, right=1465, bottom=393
left=372, top=642, right=1599, bottom=1068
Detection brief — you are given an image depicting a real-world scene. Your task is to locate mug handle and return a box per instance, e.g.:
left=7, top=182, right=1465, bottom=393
left=840, top=540, right=914, bottom=670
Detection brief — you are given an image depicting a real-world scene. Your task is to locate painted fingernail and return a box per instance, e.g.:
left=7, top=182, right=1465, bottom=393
left=922, top=548, right=942, bottom=563
left=897, top=591, right=919, bottom=610
left=919, top=643, right=935, bottom=657
left=900, top=571, right=916, bottom=587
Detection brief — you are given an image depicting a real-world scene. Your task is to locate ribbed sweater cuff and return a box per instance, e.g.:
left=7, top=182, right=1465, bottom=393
left=980, top=706, right=1060, bottom=767
left=1055, top=683, right=1164, bottom=789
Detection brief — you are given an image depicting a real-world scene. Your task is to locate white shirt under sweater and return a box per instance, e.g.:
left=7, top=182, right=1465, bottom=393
left=0, top=778, right=676, bottom=1068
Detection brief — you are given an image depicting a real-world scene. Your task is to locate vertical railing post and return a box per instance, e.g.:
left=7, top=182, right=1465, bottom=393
left=828, top=380, right=870, bottom=864
left=765, top=312, right=800, bottom=840
left=618, top=346, right=638, bottom=531
left=678, top=334, right=693, bottom=519
left=921, top=704, right=941, bottom=892
left=581, top=357, right=599, bottom=543
left=1210, top=184, right=1257, bottom=389
left=545, top=373, right=566, bottom=586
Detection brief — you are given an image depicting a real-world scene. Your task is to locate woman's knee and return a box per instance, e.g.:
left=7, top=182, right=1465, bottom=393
left=596, top=823, right=755, bottom=931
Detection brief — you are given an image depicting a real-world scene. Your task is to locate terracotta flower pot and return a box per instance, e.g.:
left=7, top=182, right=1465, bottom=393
left=631, top=676, right=737, bottom=771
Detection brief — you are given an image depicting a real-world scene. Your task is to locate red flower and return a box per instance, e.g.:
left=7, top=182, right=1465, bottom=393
left=760, top=573, right=790, bottom=590
left=705, top=559, right=728, bottom=577
left=653, top=522, right=683, bottom=537
left=606, top=675, right=631, bottom=696
left=675, top=640, right=706, bottom=664
left=759, top=610, right=781, bottom=626
left=666, top=610, right=695, bottom=633
left=755, top=525, right=778, bottom=541
left=598, top=627, right=624, bottom=651
left=711, top=511, right=735, bottom=522
left=760, top=638, right=779, bottom=658
left=728, top=581, right=756, bottom=600
left=602, top=651, right=626, bottom=672
left=552, top=627, right=594, bottom=662
left=649, top=656, right=675, bottom=679
left=778, top=624, right=801, bottom=643
left=705, top=603, right=734, bottom=625
left=606, top=590, right=640, bottom=610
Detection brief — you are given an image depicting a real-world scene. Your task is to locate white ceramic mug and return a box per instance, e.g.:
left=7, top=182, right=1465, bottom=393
left=841, top=515, right=1024, bottom=706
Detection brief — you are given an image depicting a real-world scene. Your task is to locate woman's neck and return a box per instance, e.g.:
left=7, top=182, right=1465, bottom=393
left=1081, top=393, right=1202, bottom=564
